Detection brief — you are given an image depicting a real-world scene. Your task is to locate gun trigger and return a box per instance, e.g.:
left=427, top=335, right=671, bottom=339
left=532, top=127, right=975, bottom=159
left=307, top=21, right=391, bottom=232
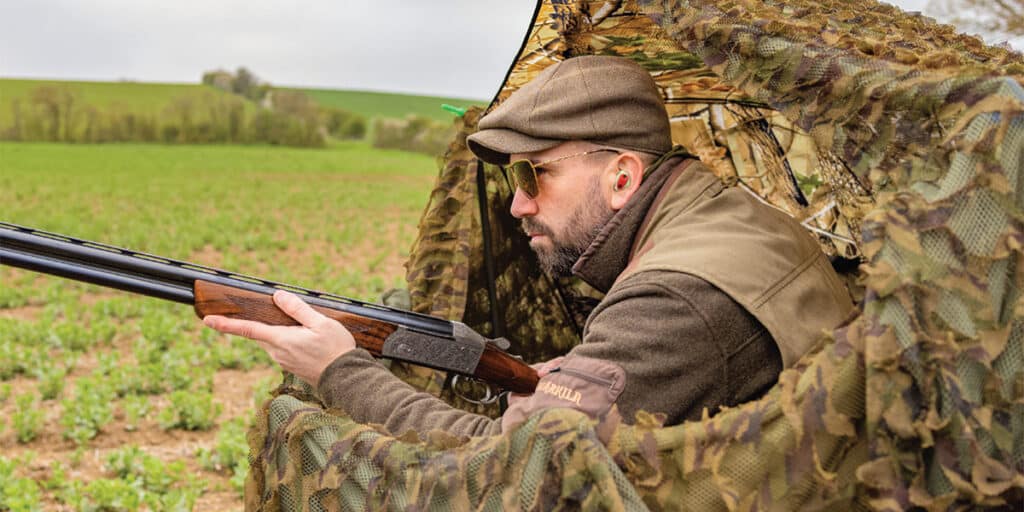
left=489, top=337, right=511, bottom=351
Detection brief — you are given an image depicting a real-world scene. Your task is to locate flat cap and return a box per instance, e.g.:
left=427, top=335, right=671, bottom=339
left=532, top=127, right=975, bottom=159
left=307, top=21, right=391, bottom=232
left=468, top=55, right=672, bottom=165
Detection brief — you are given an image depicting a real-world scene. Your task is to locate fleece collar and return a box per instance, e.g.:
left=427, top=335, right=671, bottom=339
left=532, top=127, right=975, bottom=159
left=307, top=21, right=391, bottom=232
left=571, top=150, right=692, bottom=293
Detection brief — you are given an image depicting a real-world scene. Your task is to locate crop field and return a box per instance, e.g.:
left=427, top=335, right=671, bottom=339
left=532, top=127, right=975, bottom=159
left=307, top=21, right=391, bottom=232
left=0, top=141, right=439, bottom=510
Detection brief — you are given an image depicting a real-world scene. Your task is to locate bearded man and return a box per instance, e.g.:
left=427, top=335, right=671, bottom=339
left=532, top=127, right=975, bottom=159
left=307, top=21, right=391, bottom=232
left=204, top=56, right=854, bottom=435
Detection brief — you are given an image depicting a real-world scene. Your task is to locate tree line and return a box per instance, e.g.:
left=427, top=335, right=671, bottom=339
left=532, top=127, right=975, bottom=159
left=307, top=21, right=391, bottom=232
left=370, top=115, right=454, bottom=157
left=2, top=66, right=460, bottom=156
left=2, top=84, right=365, bottom=148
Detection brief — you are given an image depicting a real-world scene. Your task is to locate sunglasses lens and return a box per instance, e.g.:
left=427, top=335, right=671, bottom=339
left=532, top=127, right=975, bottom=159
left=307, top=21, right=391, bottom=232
left=507, top=160, right=539, bottom=197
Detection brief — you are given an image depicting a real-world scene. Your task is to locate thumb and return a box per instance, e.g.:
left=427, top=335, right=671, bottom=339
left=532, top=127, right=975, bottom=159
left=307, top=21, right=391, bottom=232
left=272, top=290, right=327, bottom=328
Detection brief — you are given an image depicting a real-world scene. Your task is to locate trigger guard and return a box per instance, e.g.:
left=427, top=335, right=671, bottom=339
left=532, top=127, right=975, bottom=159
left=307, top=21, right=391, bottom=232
left=451, top=375, right=505, bottom=405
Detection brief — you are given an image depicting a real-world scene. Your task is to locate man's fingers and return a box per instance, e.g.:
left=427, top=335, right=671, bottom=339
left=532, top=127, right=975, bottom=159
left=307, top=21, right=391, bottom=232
left=534, top=356, right=565, bottom=377
left=272, top=290, right=327, bottom=328
left=204, top=314, right=283, bottom=343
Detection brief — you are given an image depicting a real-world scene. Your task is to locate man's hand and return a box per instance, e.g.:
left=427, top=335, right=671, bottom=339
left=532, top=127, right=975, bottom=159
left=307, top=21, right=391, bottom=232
left=202, top=290, right=356, bottom=386
left=506, top=356, right=564, bottom=407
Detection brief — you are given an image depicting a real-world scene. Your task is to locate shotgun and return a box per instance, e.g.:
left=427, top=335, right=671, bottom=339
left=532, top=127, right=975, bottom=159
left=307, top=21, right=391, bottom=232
left=0, top=222, right=538, bottom=395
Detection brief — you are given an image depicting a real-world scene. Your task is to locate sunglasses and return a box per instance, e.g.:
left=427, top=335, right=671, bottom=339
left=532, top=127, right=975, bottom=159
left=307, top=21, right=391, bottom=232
left=503, top=148, right=620, bottom=198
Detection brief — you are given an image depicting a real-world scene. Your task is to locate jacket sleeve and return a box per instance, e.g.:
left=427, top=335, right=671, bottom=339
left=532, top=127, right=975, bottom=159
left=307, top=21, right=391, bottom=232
left=316, top=348, right=502, bottom=437
left=317, top=269, right=780, bottom=434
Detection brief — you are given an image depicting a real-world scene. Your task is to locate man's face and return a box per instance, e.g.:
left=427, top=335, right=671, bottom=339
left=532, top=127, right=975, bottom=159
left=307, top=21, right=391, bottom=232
left=508, top=143, right=617, bottom=278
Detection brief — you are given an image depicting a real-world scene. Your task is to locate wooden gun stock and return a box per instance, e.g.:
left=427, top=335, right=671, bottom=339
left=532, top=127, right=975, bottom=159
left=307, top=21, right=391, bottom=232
left=194, top=281, right=398, bottom=354
left=193, top=281, right=539, bottom=394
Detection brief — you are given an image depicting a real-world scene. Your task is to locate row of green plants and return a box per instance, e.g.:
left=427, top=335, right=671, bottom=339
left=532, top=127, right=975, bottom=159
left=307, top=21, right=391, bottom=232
left=0, top=287, right=272, bottom=509
left=0, top=296, right=271, bottom=444
left=0, top=444, right=214, bottom=511
left=2, top=141, right=437, bottom=509
left=1, top=85, right=366, bottom=147
left=0, top=369, right=272, bottom=509
left=0, top=385, right=268, bottom=509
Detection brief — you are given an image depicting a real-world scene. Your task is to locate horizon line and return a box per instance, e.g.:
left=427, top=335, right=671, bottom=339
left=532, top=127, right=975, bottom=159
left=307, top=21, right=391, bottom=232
left=0, top=75, right=491, bottom=103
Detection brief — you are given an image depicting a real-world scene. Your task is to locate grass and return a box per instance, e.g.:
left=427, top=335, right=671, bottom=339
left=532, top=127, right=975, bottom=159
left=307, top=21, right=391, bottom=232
left=1, top=141, right=431, bottom=290
left=294, top=87, right=485, bottom=122
left=0, top=141, right=439, bottom=510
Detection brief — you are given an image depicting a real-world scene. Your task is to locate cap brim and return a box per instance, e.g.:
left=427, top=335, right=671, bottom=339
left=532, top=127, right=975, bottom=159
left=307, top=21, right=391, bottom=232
left=467, top=128, right=563, bottom=165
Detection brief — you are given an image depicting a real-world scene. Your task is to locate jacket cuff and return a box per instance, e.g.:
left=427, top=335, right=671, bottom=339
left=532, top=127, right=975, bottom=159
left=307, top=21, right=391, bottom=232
left=316, top=348, right=379, bottom=409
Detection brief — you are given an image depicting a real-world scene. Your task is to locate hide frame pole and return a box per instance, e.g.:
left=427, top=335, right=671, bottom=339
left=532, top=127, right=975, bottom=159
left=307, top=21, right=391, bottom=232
left=475, top=159, right=505, bottom=339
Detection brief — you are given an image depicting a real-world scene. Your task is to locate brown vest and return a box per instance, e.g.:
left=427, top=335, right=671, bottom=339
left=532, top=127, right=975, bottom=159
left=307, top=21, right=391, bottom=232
left=619, top=160, right=855, bottom=367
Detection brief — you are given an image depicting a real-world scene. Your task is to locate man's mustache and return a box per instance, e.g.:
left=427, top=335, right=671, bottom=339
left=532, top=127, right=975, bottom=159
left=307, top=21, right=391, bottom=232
left=521, top=219, right=554, bottom=238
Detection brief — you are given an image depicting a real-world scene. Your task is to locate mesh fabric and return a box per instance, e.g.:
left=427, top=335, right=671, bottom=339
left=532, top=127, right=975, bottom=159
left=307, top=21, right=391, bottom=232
left=243, top=1, right=1024, bottom=510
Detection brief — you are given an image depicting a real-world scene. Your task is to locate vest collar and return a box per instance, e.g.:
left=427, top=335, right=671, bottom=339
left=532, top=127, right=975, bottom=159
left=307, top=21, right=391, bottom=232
left=571, top=150, right=692, bottom=293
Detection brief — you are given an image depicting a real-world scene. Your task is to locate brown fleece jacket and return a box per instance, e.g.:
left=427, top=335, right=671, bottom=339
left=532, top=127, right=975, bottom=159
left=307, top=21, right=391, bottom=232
left=317, top=156, right=786, bottom=437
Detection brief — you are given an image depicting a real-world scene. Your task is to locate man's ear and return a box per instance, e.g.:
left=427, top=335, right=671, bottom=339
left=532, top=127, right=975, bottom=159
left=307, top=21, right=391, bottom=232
left=608, top=152, right=646, bottom=211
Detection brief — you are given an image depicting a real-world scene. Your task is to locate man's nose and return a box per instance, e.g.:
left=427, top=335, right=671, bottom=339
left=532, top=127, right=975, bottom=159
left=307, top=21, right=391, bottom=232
left=509, top=187, right=538, bottom=219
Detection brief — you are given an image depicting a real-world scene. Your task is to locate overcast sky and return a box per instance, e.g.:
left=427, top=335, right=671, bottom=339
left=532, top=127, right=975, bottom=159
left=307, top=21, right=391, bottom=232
left=0, top=0, right=981, bottom=101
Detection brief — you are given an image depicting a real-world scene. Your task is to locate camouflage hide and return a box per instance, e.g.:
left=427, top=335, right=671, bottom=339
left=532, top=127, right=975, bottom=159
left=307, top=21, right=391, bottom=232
left=245, top=1, right=1024, bottom=510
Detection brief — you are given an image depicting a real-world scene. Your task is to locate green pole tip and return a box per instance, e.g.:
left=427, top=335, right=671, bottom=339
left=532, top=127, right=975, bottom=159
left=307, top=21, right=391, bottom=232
left=441, top=104, right=467, bottom=117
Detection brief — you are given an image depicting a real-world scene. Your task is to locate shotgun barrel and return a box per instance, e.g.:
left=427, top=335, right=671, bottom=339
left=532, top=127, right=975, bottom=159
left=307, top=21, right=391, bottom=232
left=0, top=221, right=538, bottom=394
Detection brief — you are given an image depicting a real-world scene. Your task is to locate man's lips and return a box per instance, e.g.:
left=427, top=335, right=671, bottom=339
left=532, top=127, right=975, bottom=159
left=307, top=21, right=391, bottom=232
left=522, top=221, right=551, bottom=240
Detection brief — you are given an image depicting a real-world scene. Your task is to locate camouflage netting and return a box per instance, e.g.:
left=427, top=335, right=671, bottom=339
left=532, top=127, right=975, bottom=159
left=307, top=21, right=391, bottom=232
left=245, top=1, right=1024, bottom=510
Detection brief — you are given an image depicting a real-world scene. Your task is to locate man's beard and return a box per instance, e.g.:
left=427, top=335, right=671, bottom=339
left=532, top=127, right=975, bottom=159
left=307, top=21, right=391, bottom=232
left=521, top=176, right=615, bottom=278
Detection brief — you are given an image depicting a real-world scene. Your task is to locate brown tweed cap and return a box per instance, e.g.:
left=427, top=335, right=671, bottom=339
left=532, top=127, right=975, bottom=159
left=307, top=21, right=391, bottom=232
left=467, top=55, right=672, bottom=165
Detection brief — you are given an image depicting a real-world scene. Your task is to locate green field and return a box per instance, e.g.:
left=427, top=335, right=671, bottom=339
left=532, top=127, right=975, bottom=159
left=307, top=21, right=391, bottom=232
left=295, top=87, right=485, bottom=122
left=0, top=141, right=439, bottom=509
left=0, top=78, right=486, bottom=127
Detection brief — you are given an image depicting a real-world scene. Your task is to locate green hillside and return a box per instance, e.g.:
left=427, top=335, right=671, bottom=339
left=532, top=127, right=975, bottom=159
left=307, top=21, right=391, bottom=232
left=0, top=79, right=252, bottom=124
left=0, top=79, right=486, bottom=130
left=293, top=88, right=486, bottom=122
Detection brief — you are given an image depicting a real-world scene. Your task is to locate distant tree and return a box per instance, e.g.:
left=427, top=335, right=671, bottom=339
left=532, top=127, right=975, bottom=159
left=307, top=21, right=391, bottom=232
left=270, top=90, right=317, bottom=118
left=60, top=88, right=76, bottom=142
left=253, top=84, right=272, bottom=104
left=164, top=95, right=196, bottom=143
left=321, top=107, right=367, bottom=139
left=232, top=67, right=255, bottom=96
left=371, top=115, right=453, bottom=156
left=29, top=86, right=75, bottom=142
left=264, top=90, right=323, bottom=146
left=201, top=67, right=272, bottom=103
left=226, top=98, right=246, bottom=142
left=926, top=0, right=1024, bottom=43
left=338, top=117, right=366, bottom=139
left=202, top=69, right=234, bottom=91
left=5, top=99, right=24, bottom=140
left=81, top=105, right=99, bottom=143
left=232, top=67, right=271, bottom=102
